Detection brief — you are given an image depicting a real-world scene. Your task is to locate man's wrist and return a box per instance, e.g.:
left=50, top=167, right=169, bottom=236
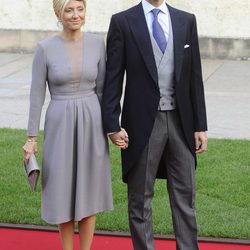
left=107, top=131, right=120, bottom=136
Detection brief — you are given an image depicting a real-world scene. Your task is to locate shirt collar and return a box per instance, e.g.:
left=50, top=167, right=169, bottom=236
left=142, top=0, right=168, bottom=15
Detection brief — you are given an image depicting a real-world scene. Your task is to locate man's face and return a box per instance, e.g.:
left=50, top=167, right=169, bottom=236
left=146, top=0, right=165, bottom=6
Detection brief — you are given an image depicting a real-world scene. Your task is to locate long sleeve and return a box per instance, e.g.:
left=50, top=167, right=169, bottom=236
left=102, top=15, right=125, bottom=133
left=27, top=44, right=47, bottom=136
left=95, top=38, right=106, bottom=103
left=190, top=15, right=207, bottom=132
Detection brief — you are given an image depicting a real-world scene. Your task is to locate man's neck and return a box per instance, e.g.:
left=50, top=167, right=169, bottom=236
left=145, top=0, right=165, bottom=7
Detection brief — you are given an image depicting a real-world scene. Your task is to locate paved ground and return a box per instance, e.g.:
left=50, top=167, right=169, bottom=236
left=0, top=52, right=250, bottom=139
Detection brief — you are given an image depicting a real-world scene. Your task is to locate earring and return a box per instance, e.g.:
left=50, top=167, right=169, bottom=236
left=57, top=19, right=62, bottom=28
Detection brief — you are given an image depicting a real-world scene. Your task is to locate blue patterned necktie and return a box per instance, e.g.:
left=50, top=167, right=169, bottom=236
left=151, top=9, right=167, bottom=54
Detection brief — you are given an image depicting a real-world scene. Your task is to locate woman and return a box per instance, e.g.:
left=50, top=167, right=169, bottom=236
left=22, top=0, right=113, bottom=249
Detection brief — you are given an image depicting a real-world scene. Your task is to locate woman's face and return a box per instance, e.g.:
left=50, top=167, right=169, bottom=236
left=61, top=0, right=85, bottom=31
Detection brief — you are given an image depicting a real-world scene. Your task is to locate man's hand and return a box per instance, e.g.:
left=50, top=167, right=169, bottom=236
left=194, top=131, right=207, bottom=154
left=109, top=128, right=129, bottom=149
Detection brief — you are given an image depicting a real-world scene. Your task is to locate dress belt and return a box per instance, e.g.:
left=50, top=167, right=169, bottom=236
left=51, top=90, right=95, bottom=100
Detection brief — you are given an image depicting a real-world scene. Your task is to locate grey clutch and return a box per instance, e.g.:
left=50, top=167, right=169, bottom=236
left=23, top=154, right=40, bottom=192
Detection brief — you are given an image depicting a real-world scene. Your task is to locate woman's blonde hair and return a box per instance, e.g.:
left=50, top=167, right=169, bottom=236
left=53, top=0, right=86, bottom=20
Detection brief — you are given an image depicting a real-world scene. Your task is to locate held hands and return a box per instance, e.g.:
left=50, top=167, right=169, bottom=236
left=22, top=137, right=38, bottom=165
left=109, top=128, right=129, bottom=150
left=194, top=131, right=208, bottom=154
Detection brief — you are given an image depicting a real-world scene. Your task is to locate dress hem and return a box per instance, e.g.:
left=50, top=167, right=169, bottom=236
left=41, top=206, right=114, bottom=225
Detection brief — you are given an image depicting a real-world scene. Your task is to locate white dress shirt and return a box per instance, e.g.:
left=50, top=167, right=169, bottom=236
left=141, top=0, right=170, bottom=42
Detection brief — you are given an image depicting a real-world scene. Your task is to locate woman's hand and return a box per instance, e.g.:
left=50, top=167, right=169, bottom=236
left=22, top=137, right=38, bottom=165
left=108, top=128, right=129, bottom=150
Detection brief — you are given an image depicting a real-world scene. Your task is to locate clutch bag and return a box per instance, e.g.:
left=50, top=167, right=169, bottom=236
left=23, top=154, right=40, bottom=192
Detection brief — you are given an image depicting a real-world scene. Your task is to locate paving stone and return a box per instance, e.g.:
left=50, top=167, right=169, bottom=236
left=1, top=53, right=250, bottom=139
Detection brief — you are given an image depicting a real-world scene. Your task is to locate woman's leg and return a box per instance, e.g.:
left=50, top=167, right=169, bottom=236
left=59, top=220, right=75, bottom=250
left=78, top=215, right=96, bottom=250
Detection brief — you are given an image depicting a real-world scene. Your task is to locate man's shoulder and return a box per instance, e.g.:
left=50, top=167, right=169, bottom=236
left=112, top=4, right=140, bottom=20
left=168, top=4, right=195, bottom=20
left=112, top=4, right=194, bottom=22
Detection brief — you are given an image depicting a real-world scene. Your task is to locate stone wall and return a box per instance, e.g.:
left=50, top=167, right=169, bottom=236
left=0, top=0, right=249, bottom=59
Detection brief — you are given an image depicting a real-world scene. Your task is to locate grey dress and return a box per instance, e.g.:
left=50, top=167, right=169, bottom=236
left=27, top=33, right=113, bottom=224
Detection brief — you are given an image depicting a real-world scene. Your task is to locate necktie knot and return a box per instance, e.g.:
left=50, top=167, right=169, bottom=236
left=151, top=9, right=161, bottom=18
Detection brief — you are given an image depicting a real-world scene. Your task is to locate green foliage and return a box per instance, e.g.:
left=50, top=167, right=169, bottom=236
left=0, top=129, right=249, bottom=239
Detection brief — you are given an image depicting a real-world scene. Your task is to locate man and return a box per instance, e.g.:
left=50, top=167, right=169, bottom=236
left=102, top=0, right=207, bottom=249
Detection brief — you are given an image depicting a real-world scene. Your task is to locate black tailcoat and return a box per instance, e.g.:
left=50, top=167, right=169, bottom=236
left=102, top=3, right=207, bottom=182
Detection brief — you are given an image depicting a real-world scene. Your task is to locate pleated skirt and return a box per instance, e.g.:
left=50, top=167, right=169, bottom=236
left=41, top=92, right=113, bottom=224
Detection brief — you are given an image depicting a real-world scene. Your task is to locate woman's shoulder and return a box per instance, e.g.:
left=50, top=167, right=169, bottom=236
left=36, top=34, right=60, bottom=50
left=84, top=32, right=105, bottom=45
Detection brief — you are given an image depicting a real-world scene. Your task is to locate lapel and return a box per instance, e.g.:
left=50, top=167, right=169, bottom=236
left=167, top=4, right=186, bottom=82
left=125, top=3, right=158, bottom=84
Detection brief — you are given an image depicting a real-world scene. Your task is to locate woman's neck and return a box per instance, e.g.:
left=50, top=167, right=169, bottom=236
left=60, top=29, right=82, bottom=41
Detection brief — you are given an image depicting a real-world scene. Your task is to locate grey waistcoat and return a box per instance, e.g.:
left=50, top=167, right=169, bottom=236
left=150, top=16, right=176, bottom=111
